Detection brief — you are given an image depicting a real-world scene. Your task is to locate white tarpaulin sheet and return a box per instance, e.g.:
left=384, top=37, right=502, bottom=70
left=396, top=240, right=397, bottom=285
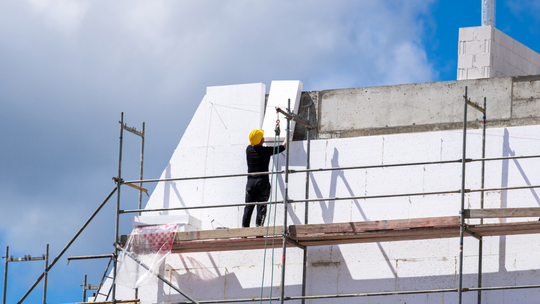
left=116, top=223, right=180, bottom=288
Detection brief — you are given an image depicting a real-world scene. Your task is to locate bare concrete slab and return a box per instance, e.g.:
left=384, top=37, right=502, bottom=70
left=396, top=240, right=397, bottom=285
left=292, top=75, right=540, bottom=140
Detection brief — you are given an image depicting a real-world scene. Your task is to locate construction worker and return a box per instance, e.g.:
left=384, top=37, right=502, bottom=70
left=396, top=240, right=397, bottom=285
left=243, top=129, right=287, bottom=228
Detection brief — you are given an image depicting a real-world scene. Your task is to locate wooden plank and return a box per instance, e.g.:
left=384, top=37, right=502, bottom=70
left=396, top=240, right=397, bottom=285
left=468, top=221, right=540, bottom=236
left=464, top=207, right=540, bottom=218
left=172, top=237, right=289, bottom=253
left=291, top=226, right=461, bottom=244
left=174, top=226, right=284, bottom=241
left=298, top=233, right=461, bottom=247
left=150, top=217, right=540, bottom=254
left=289, top=216, right=459, bottom=236
left=121, top=227, right=285, bottom=244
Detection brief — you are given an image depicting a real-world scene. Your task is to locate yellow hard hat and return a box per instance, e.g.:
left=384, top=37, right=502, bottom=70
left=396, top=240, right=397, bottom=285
left=249, top=129, right=264, bottom=145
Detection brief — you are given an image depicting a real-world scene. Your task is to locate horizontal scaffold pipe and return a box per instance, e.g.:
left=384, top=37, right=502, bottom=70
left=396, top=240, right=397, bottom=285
left=168, top=287, right=459, bottom=303
left=166, top=283, right=540, bottom=304
left=466, top=284, right=540, bottom=291
left=120, top=200, right=284, bottom=214
left=63, top=300, right=139, bottom=304
left=121, top=184, right=540, bottom=214
left=468, top=184, right=540, bottom=193
left=291, top=184, right=540, bottom=203
left=67, top=254, right=114, bottom=262
left=124, top=171, right=285, bottom=184
left=292, top=154, right=540, bottom=174
left=468, top=154, right=540, bottom=162
left=124, top=154, right=540, bottom=185
left=122, top=188, right=461, bottom=214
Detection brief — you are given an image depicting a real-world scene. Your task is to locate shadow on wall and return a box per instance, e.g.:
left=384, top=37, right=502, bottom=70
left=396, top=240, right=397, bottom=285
left=162, top=163, right=188, bottom=216
left=498, top=128, right=540, bottom=274
left=158, top=244, right=540, bottom=304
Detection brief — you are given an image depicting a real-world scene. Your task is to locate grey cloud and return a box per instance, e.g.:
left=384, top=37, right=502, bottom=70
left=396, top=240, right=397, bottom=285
left=0, top=0, right=438, bottom=301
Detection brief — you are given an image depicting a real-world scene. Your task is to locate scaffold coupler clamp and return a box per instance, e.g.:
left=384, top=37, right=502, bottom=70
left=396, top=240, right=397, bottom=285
left=112, top=176, right=124, bottom=184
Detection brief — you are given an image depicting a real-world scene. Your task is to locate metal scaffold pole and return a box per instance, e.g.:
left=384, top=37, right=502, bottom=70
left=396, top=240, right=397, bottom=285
left=113, top=112, right=125, bottom=302
left=478, top=97, right=487, bottom=304
left=458, top=87, right=468, bottom=304
left=138, top=122, right=145, bottom=214
left=83, top=275, right=87, bottom=303
left=3, top=246, right=8, bottom=304
left=301, top=104, right=312, bottom=304
left=5, top=245, right=49, bottom=303
left=43, top=244, right=49, bottom=304
left=280, top=99, right=291, bottom=304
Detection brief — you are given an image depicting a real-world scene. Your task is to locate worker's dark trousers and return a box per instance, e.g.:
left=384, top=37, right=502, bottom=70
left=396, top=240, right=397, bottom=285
left=243, top=177, right=271, bottom=227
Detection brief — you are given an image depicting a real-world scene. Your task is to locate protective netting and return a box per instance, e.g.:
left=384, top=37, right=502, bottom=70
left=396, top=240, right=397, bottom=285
left=116, top=223, right=180, bottom=288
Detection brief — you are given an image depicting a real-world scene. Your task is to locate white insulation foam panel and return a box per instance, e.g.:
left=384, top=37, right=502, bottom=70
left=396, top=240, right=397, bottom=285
left=132, top=214, right=201, bottom=229
left=143, top=83, right=265, bottom=226
left=111, top=122, right=540, bottom=304
left=262, top=80, right=303, bottom=143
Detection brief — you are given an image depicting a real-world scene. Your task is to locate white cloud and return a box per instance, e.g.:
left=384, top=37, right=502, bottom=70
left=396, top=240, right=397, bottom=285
left=380, top=41, right=436, bottom=85
left=27, top=0, right=90, bottom=35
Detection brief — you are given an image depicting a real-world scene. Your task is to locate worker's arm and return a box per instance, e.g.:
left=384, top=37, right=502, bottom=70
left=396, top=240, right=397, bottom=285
left=282, top=137, right=287, bottom=150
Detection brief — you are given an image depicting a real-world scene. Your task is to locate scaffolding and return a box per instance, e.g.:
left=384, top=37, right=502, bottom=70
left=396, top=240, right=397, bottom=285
left=10, top=87, right=540, bottom=304
left=3, top=245, right=49, bottom=304
left=115, top=87, right=540, bottom=304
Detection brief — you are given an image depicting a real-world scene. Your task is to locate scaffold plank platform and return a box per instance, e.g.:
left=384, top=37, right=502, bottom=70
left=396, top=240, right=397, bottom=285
left=161, top=215, right=540, bottom=254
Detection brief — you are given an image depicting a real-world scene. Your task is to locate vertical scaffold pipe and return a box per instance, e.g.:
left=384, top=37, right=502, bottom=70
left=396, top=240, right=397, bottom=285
left=458, top=87, right=468, bottom=303
left=301, top=104, right=311, bottom=304
left=478, top=97, right=487, bottom=304
left=113, top=112, right=125, bottom=302
left=43, top=244, right=49, bottom=304
left=83, top=274, right=88, bottom=303
left=139, top=122, right=145, bottom=214
left=280, top=99, right=291, bottom=304
left=3, top=246, right=8, bottom=304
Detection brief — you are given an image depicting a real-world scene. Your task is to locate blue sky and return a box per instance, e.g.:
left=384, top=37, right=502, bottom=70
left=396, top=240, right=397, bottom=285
left=0, top=0, right=539, bottom=303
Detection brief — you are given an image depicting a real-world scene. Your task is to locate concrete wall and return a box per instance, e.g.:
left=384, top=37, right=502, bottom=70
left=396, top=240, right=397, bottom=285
left=293, top=75, right=540, bottom=140
left=457, top=26, right=540, bottom=80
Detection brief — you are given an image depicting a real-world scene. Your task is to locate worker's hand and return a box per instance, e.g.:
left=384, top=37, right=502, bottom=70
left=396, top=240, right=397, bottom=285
left=283, top=138, right=287, bottom=149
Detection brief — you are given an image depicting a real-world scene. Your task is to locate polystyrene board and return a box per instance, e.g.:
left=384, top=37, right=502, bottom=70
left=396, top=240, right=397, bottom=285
left=132, top=214, right=201, bottom=229
left=144, top=83, right=265, bottom=214
left=262, top=80, right=303, bottom=143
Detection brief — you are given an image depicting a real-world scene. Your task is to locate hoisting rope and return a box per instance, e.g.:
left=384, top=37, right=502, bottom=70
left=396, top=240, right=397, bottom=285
left=259, top=116, right=282, bottom=303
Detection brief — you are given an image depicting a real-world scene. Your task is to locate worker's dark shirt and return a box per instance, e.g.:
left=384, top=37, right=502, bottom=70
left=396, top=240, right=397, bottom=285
left=246, top=144, right=285, bottom=181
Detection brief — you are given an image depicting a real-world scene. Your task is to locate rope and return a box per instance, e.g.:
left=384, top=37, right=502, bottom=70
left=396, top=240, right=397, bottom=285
left=259, top=118, right=282, bottom=303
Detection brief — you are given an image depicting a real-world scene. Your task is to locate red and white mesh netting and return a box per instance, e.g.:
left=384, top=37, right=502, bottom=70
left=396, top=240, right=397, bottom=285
left=116, top=223, right=181, bottom=288
left=128, top=223, right=179, bottom=254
